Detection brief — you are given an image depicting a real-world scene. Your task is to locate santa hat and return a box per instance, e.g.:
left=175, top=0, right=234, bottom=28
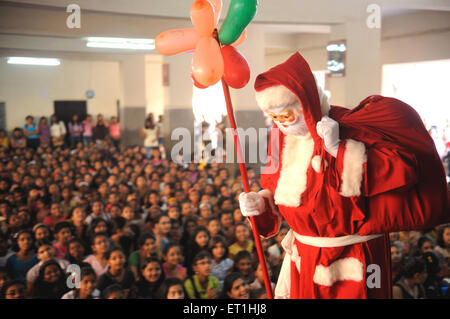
left=255, top=75, right=330, bottom=116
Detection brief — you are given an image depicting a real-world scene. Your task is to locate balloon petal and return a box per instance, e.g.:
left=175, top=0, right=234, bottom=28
left=192, top=37, right=224, bottom=87
left=218, top=0, right=258, bottom=45
left=231, top=29, right=247, bottom=47
left=190, top=0, right=216, bottom=37
left=221, top=45, right=250, bottom=89
left=191, top=73, right=208, bottom=89
left=155, top=28, right=200, bottom=56
left=207, top=0, right=223, bottom=26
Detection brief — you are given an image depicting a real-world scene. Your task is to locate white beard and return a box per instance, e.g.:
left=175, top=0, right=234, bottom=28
left=275, top=111, right=310, bottom=137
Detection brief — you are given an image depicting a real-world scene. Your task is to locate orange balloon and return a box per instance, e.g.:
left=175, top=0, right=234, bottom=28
left=231, top=28, right=247, bottom=47
left=192, top=37, right=224, bottom=87
left=191, top=73, right=208, bottom=89
left=155, top=28, right=199, bottom=56
left=207, top=0, right=222, bottom=26
left=190, top=0, right=215, bottom=37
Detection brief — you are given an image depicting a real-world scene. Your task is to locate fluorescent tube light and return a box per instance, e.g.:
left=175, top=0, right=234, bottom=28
left=85, top=37, right=155, bottom=50
left=7, top=57, right=60, bottom=66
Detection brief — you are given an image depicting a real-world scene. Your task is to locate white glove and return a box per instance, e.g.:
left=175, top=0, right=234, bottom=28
left=238, top=191, right=265, bottom=217
left=316, top=116, right=340, bottom=157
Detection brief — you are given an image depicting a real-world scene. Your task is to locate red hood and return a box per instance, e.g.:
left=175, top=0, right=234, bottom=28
left=254, top=52, right=323, bottom=145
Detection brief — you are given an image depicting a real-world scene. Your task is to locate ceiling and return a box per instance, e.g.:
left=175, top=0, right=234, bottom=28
left=0, top=0, right=449, bottom=60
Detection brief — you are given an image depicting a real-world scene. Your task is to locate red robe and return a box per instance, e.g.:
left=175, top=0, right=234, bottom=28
left=253, top=52, right=450, bottom=299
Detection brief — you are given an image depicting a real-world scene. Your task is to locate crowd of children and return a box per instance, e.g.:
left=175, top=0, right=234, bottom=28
left=0, top=113, right=449, bottom=299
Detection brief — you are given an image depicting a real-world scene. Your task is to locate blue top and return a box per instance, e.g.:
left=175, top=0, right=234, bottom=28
left=6, top=253, right=39, bottom=281
left=24, top=123, right=38, bottom=139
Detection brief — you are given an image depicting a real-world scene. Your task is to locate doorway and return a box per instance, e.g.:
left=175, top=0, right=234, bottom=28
left=54, top=100, right=87, bottom=146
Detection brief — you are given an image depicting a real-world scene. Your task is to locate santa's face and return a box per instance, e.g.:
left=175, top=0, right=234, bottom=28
left=267, top=102, right=309, bottom=136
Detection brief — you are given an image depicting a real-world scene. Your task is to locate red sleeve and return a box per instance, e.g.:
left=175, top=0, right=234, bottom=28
left=251, top=197, right=282, bottom=239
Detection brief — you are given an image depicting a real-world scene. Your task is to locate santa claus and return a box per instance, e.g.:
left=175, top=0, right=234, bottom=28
left=239, top=52, right=449, bottom=299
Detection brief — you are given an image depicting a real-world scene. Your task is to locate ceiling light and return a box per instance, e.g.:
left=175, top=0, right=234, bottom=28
left=85, top=37, right=155, bottom=50
left=7, top=57, right=60, bottom=66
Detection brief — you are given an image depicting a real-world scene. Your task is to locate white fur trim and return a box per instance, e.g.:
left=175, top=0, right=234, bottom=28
left=340, top=139, right=367, bottom=197
left=274, top=135, right=314, bottom=207
left=255, top=85, right=299, bottom=112
left=311, top=155, right=322, bottom=173
left=313, top=257, right=364, bottom=287
left=314, top=74, right=330, bottom=116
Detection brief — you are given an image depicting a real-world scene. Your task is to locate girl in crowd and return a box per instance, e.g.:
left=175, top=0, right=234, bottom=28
left=109, top=116, right=121, bottom=150
left=152, top=214, right=172, bottom=258
left=128, top=233, right=158, bottom=280
left=61, top=266, right=100, bottom=299
left=23, top=115, right=40, bottom=149
left=66, top=238, right=89, bottom=268
left=140, top=118, right=159, bottom=159
left=38, top=117, right=51, bottom=148
left=435, top=224, right=450, bottom=259
left=6, top=230, right=38, bottom=281
left=393, top=257, right=427, bottom=299
left=209, top=235, right=233, bottom=289
left=83, top=232, right=110, bottom=278
left=136, top=257, right=165, bottom=299
left=50, top=114, right=66, bottom=147
left=158, top=277, right=186, bottom=299
left=97, top=248, right=136, bottom=299
left=82, top=114, right=94, bottom=146
left=184, top=226, right=210, bottom=276
left=31, top=260, right=69, bottom=298
left=219, top=272, right=250, bottom=299
left=162, top=243, right=187, bottom=281
left=228, top=222, right=254, bottom=259
left=68, top=205, right=89, bottom=245
left=68, top=114, right=83, bottom=148
left=1, top=280, right=26, bottom=299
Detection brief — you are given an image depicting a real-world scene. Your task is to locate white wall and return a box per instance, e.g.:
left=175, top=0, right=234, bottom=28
left=0, top=59, right=121, bottom=131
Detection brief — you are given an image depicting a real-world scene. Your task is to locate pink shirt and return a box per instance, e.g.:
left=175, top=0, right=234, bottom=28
left=83, top=121, right=93, bottom=137
left=109, top=123, right=121, bottom=139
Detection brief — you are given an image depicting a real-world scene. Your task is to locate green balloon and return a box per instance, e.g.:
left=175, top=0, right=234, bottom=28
left=218, top=0, right=258, bottom=45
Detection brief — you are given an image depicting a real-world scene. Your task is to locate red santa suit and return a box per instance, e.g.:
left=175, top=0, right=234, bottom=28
left=251, top=52, right=450, bottom=299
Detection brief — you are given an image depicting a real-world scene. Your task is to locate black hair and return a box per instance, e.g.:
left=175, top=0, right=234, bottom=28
left=192, top=251, right=212, bottom=266
left=0, top=280, right=25, bottom=299
left=232, top=250, right=253, bottom=272
left=54, top=221, right=74, bottom=234
left=90, top=231, right=109, bottom=247
left=112, top=216, right=127, bottom=231
left=209, top=235, right=229, bottom=262
left=417, top=235, right=435, bottom=251
left=436, top=224, right=450, bottom=248
left=12, top=229, right=34, bottom=252
left=157, top=277, right=186, bottom=299
left=35, top=238, right=53, bottom=249
left=163, top=242, right=181, bottom=257
left=32, top=260, right=68, bottom=299
left=402, top=257, right=425, bottom=278
left=105, top=247, right=125, bottom=260
left=102, top=284, right=123, bottom=299
left=138, top=232, right=155, bottom=247
left=219, top=272, right=247, bottom=299
left=89, top=217, right=111, bottom=237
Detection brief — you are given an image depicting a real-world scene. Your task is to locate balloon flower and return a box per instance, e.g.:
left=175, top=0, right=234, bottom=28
left=156, top=0, right=256, bottom=89
left=155, top=0, right=273, bottom=299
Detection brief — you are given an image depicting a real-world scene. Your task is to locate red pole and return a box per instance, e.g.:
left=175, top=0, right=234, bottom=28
left=221, top=80, right=274, bottom=299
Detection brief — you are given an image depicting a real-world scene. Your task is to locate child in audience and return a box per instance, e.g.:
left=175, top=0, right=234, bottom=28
left=97, top=248, right=136, bottom=298
left=61, top=266, right=100, bottom=299
left=52, top=221, right=74, bottom=259
left=31, top=260, right=69, bottom=299
left=83, top=232, right=110, bottom=278
left=219, top=272, right=250, bottom=299
left=162, top=243, right=187, bottom=281
left=228, top=222, right=254, bottom=259
left=184, top=251, right=220, bottom=299
left=128, top=233, right=158, bottom=280
left=136, top=257, right=165, bottom=299
left=158, top=277, right=186, bottom=299
left=209, top=235, right=233, bottom=289
left=6, top=230, right=38, bottom=281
